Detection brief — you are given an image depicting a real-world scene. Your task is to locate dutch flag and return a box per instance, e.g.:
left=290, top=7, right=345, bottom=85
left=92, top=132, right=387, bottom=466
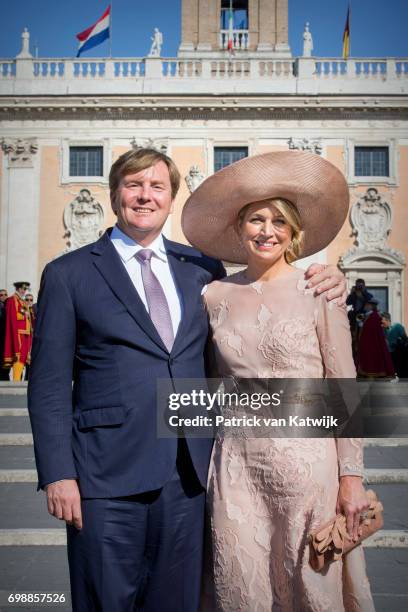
left=76, top=5, right=111, bottom=57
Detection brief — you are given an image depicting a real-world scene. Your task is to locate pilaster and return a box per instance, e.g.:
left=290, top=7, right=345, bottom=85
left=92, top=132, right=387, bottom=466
left=248, top=0, right=259, bottom=50
left=275, top=0, right=290, bottom=53
left=0, top=139, right=40, bottom=292
left=179, top=0, right=198, bottom=53
left=258, top=0, right=275, bottom=51
left=197, top=0, right=213, bottom=51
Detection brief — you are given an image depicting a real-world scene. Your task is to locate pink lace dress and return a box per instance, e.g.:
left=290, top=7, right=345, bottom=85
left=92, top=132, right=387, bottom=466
left=202, top=268, right=375, bottom=612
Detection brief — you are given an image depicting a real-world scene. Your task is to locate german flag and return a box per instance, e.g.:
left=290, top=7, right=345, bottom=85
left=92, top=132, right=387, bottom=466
left=342, top=5, right=350, bottom=59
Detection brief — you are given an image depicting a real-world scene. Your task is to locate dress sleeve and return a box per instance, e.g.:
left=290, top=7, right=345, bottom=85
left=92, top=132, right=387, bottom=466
left=316, top=296, right=364, bottom=478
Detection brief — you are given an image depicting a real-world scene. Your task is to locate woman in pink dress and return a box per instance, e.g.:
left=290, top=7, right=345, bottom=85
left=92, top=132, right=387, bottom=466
left=182, top=151, right=375, bottom=612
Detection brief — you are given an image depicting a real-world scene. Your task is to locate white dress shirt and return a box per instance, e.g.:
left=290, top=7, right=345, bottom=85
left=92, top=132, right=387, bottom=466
left=110, top=225, right=182, bottom=337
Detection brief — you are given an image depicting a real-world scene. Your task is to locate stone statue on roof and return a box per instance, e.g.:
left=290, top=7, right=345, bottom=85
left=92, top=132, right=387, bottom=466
left=149, top=28, right=163, bottom=57
left=302, top=22, right=313, bottom=57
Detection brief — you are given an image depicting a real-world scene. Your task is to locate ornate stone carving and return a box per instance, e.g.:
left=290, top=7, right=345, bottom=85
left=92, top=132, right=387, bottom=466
left=288, top=137, right=322, bottom=155
left=185, top=165, right=205, bottom=193
left=339, top=187, right=405, bottom=266
left=130, top=137, right=168, bottom=154
left=302, top=23, right=313, bottom=58
left=351, top=187, right=391, bottom=250
left=339, top=247, right=405, bottom=268
left=63, top=189, right=104, bottom=252
left=149, top=28, right=163, bottom=57
left=1, top=138, right=38, bottom=167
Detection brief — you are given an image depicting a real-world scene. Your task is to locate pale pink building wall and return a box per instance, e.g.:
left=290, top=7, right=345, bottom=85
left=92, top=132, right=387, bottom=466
left=35, top=143, right=407, bottom=322
left=392, top=146, right=408, bottom=324
left=37, top=146, right=112, bottom=280
left=325, top=146, right=351, bottom=265
left=171, top=147, right=206, bottom=244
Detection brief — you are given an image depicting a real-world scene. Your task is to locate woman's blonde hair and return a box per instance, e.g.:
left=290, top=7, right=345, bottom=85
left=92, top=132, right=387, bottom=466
left=238, top=198, right=304, bottom=263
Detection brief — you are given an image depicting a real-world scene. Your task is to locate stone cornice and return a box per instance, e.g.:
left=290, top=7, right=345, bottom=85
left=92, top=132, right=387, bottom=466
left=0, top=95, right=407, bottom=121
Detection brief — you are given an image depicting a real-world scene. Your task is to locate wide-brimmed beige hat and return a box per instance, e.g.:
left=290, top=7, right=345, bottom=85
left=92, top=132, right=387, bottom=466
left=181, top=150, right=349, bottom=263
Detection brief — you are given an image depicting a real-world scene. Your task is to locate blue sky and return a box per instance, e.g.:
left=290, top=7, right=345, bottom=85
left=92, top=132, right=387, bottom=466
left=0, top=0, right=407, bottom=59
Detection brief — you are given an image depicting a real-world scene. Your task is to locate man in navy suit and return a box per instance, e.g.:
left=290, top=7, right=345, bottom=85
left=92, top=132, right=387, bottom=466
left=29, top=148, right=225, bottom=611
left=28, top=148, right=346, bottom=611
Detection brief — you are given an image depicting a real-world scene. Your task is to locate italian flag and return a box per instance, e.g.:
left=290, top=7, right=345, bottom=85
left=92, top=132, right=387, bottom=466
left=227, top=4, right=234, bottom=53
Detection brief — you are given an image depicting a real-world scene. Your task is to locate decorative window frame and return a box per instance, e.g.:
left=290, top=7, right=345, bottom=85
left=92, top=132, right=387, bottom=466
left=345, top=138, right=398, bottom=186
left=210, top=142, right=251, bottom=174
left=61, top=138, right=111, bottom=184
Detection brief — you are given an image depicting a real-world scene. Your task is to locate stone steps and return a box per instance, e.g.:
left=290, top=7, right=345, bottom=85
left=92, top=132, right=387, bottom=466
left=0, top=445, right=36, bottom=470
left=0, top=529, right=66, bottom=546
left=0, top=408, right=29, bottom=416
left=0, top=384, right=407, bottom=611
left=0, top=528, right=406, bottom=548
left=0, top=467, right=407, bottom=484
left=0, top=417, right=33, bottom=434
left=0, top=433, right=33, bottom=445
left=365, top=548, right=408, bottom=612
left=0, top=484, right=64, bottom=530
left=364, top=445, right=408, bottom=468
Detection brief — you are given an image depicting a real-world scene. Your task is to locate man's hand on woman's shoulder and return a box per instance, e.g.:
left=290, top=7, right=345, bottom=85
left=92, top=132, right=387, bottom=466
left=304, top=263, right=347, bottom=305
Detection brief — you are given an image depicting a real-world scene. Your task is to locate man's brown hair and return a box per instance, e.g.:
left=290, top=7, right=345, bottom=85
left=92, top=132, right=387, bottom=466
left=109, top=148, right=181, bottom=201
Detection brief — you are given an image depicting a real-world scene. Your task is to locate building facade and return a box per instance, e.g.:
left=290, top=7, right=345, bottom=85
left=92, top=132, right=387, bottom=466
left=0, top=0, right=407, bottom=323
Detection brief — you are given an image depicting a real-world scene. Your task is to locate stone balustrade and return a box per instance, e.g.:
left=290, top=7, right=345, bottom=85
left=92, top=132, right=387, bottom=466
left=314, top=58, right=408, bottom=78
left=0, top=56, right=407, bottom=96
left=0, top=61, right=15, bottom=78
left=219, top=29, right=249, bottom=50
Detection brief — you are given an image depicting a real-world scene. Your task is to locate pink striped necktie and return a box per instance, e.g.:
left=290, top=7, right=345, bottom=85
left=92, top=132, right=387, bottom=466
left=136, top=249, right=174, bottom=352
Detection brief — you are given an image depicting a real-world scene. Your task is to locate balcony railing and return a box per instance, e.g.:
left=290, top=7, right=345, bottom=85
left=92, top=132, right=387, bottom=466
left=0, top=56, right=406, bottom=96
left=219, top=29, right=249, bottom=51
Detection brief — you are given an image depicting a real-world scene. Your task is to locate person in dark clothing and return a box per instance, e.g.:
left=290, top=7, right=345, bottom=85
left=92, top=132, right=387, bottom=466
left=357, top=298, right=395, bottom=378
left=381, top=312, right=408, bottom=377
left=346, top=279, right=373, bottom=362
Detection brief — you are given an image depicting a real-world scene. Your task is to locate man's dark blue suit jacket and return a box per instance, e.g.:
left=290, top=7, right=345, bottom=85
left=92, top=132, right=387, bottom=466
left=28, top=230, right=225, bottom=497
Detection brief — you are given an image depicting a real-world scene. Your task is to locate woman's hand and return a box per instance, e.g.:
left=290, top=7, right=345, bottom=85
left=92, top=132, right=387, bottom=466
left=304, top=264, right=347, bottom=305
left=336, top=475, right=369, bottom=542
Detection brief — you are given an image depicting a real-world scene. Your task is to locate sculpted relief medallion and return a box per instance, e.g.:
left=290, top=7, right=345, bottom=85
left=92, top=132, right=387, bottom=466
left=63, top=189, right=104, bottom=252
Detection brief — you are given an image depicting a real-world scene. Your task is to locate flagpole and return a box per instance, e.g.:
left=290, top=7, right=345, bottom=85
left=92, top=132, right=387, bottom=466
left=109, top=2, right=112, bottom=58
left=348, top=1, right=351, bottom=58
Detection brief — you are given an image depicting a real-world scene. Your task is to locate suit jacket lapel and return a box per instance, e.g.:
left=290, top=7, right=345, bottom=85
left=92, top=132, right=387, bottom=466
left=91, top=232, right=167, bottom=352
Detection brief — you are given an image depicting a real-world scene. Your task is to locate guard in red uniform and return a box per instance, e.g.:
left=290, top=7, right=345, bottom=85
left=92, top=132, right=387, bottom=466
left=3, top=282, right=33, bottom=381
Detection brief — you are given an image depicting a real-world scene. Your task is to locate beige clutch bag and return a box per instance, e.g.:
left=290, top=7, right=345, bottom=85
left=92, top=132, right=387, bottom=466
left=309, top=489, right=384, bottom=572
